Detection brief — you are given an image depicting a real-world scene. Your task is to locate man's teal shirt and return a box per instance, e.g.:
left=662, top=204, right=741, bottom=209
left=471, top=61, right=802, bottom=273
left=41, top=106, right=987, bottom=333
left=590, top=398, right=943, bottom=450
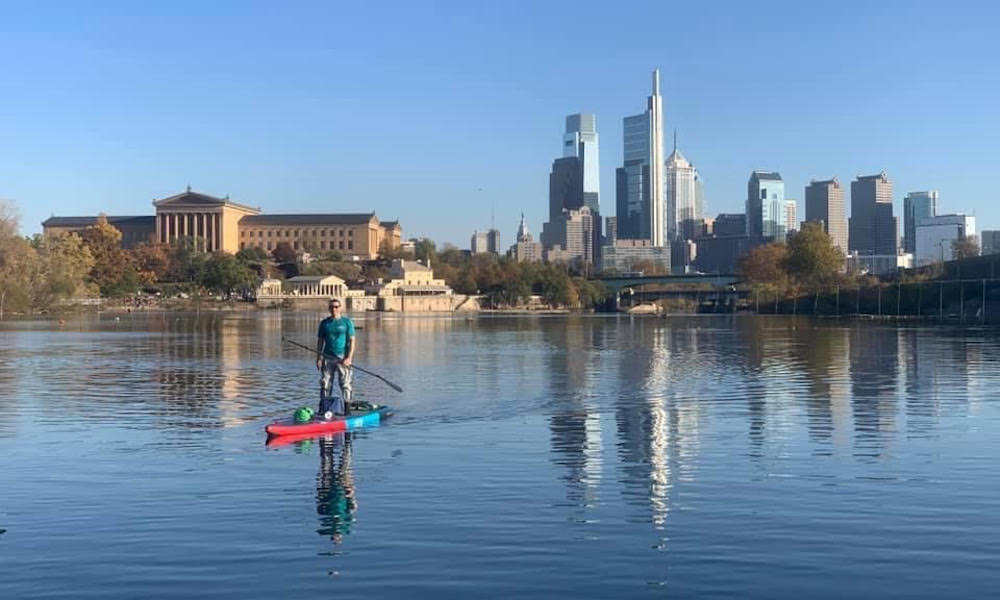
left=318, top=316, right=355, bottom=358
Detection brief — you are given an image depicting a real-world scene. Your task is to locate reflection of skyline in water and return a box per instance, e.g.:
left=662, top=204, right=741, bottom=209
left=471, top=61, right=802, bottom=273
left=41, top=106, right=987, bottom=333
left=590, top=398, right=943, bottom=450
left=1, top=314, right=992, bottom=540
left=849, top=325, right=899, bottom=458
left=546, top=320, right=603, bottom=510
left=538, top=317, right=983, bottom=532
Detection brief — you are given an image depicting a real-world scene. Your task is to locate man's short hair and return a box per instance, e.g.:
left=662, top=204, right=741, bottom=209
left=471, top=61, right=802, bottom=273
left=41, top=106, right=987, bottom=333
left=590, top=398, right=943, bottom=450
left=328, top=298, right=342, bottom=307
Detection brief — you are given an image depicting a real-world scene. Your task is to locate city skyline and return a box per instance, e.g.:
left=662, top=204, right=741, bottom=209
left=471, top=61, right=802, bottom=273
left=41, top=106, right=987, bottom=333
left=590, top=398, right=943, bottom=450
left=3, top=2, right=998, bottom=247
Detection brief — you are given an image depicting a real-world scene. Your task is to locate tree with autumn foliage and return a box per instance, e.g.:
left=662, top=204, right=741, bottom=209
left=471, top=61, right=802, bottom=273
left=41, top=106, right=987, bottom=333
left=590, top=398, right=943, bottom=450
left=952, top=235, right=979, bottom=260
left=130, top=242, right=170, bottom=285
left=1, top=201, right=95, bottom=317
left=79, top=215, right=140, bottom=295
left=0, top=201, right=34, bottom=318
left=784, top=222, right=845, bottom=292
left=30, top=232, right=95, bottom=306
left=738, top=242, right=790, bottom=295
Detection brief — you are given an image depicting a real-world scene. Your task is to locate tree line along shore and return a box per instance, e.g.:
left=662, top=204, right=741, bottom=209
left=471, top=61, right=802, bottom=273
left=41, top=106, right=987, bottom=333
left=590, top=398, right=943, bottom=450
left=0, top=201, right=609, bottom=318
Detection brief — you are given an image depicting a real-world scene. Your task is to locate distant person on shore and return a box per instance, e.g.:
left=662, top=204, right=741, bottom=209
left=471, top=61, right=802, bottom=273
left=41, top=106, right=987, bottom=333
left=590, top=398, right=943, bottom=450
left=316, top=298, right=355, bottom=418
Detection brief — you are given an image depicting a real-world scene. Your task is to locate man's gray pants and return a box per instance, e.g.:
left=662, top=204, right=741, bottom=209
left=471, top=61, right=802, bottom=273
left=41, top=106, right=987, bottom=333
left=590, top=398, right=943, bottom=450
left=319, top=360, right=353, bottom=415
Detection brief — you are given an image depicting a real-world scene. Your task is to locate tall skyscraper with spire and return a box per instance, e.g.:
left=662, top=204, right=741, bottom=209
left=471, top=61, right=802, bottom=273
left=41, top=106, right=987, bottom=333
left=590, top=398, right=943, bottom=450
left=615, top=69, right=665, bottom=246
left=664, top=130, right=700, bottom=241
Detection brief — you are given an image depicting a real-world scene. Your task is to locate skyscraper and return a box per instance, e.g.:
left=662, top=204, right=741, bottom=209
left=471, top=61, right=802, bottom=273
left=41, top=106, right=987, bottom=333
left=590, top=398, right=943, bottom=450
left=914, top=214, right=975, bottom=266
left=563, top=114, right=599, bottom=214
left=509, top=213, right=542, bottom=263
left=471, top=228, right=500, bottom=254
left=471, top=230, right=489, bottom=254
left=542, top=207, right=595, bottom=266
left=849, top=172, right=898, bottom=256
left=903, top=191, right=938, bottom=254
left=615, top=69, right=665, bottom=245
left=746, top=171, right=785, bottom=239
left=548, top=157, right=582, bottom=222
left=983, top=230, right=1000, bottom=256
left=486, top=229, right=501, bottom=254
left=805, top=178, right=848, bottom=253
left=784, top=200, right=798, bottom=236
left=547, top=113, right=601, bottom=263
left=664, top=131, right=699, bottom=241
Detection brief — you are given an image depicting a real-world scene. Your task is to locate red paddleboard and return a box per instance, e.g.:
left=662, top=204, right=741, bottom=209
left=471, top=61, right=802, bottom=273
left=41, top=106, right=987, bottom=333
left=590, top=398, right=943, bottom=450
left=265, top=406, right=392, bottom=437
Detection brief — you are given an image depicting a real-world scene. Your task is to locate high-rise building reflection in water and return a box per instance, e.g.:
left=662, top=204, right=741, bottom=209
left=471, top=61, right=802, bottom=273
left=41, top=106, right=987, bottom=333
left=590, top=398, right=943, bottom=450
left=849, top=324, right=900, bottom=458
left=613, top=319, right=702, bottom=530
left=545, top=318, right=603, bottom=510
left=901, top=329, right=974, bottom=437
left=792, top=325, right=851, bottom=451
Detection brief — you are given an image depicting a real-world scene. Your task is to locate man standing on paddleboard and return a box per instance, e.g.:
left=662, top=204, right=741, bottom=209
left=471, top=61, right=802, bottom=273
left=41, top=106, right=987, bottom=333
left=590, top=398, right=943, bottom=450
left=316, top=298, right=356, bottom=419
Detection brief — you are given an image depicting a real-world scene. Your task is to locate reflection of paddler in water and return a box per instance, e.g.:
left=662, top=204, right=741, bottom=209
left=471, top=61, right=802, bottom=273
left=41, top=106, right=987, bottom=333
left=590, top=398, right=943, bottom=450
left=316, top=433, right=357, bottom=544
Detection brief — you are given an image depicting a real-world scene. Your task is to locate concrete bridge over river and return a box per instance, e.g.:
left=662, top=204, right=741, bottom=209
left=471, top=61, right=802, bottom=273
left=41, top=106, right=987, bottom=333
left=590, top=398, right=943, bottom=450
left=591, top=273, right=743, bottom=311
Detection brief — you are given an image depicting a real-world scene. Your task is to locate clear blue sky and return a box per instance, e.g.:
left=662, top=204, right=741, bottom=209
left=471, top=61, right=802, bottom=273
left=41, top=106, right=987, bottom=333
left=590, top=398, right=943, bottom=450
left=2, top=1, right=998, bottom=247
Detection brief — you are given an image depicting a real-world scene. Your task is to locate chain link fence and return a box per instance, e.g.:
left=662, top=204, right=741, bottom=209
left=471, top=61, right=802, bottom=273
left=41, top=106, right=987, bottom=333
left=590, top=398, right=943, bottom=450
left=752, top=279, right=1000, bottom=324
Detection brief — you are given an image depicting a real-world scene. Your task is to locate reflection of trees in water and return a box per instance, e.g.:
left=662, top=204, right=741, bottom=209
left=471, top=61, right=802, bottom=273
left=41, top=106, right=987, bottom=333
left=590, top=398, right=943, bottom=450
left=793, top=326, right=851, bottom=449
left=0, top=344, right=18, bottom=436
left=902, top=330, right=972, bottom=438
left=316, top=434, right=356, bottom=545
left=733, top=318, right=771, bottom=458
left=849, top=325, right=899, bottom=457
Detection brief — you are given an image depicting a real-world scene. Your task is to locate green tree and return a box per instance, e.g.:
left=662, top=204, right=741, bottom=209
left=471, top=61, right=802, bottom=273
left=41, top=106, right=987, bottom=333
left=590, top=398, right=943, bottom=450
left=301, top=260, right=362, bottom=283
left=361, top=263, right=389, bottom=281
left=235, top=246, right=269, bottom=262
left=572, top=278, right=609, bottom=309
left=470, top=253, right=502, bottom=291
left=539, top=269, right=574, bottom=307
left=437, top=245, right=466, bottom=267
left=493, top=278, right=530, bottom=307
left=31, top=232, right=95, bottom=308
left=166, top=237, right=208, bottom=284
left=272, top=241, right=297, bottom=264
left=784, top=222, right=844, bottom=292
left=739, top=242, right=790, bottom=295
left=202, top=253, right=257, bottom=297
left=79, top=215, right=140, bottom=296
left=317, top=249, right=344, bottom=262
left=454, top=271, right=478, bottom=295
left=0, top=202, right=37, bottom=318
left=378, top=239, right=413, bottom=261
left=952, top=235, right=980, bottom=260
left=413, top=238, right=437, bottom=263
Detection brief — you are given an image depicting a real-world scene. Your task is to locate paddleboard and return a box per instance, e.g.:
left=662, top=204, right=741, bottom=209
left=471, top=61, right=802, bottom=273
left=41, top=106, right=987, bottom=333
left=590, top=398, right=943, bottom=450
left=265, top=405, right=392, bottom=438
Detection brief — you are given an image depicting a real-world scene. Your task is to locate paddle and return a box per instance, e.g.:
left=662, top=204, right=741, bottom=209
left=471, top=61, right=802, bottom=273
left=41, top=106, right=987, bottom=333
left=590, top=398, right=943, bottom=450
left=281, top=336, right=403, bottom=393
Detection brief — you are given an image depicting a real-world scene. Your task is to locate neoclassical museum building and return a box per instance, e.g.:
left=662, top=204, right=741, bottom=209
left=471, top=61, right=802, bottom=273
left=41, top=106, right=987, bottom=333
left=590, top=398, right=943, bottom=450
left=42, top=188, right=402, bottom=260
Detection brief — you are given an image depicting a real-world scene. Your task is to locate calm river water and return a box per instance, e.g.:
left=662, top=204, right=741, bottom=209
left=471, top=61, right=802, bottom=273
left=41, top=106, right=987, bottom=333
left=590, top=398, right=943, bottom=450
left=1, top=313, right=999, bottom=598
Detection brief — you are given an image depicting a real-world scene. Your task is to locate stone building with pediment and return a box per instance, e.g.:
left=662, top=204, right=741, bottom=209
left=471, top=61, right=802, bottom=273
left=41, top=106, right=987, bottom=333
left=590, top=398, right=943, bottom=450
left=42, top=188, right=402, bottom=259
